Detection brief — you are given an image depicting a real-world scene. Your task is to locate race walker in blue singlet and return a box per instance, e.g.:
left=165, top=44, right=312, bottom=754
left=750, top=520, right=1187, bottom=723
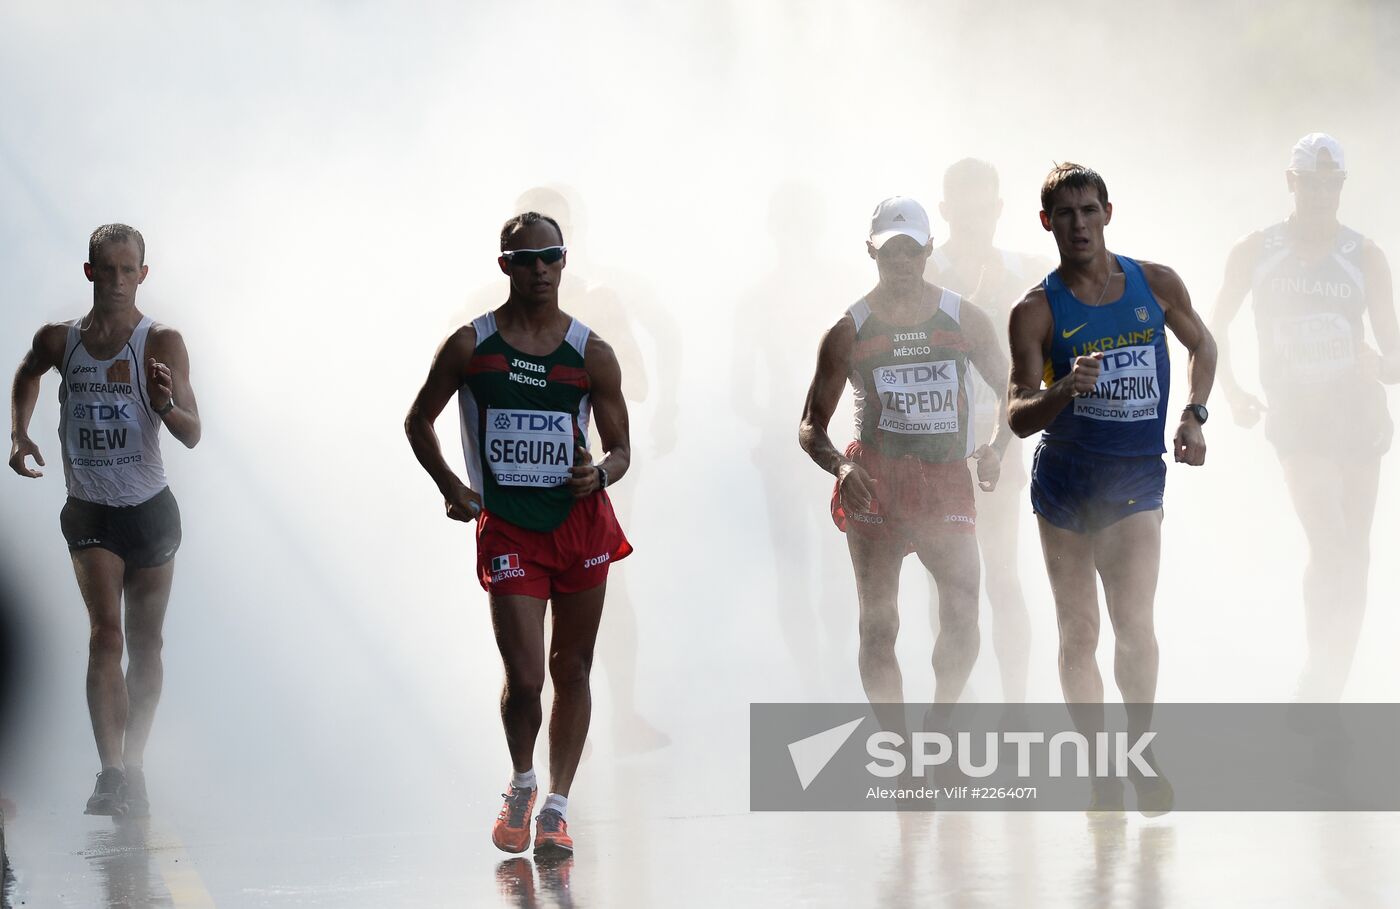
left=1008, top=163, right=1216, bottom=816
left=1032, top=254, right=1172, bottom=533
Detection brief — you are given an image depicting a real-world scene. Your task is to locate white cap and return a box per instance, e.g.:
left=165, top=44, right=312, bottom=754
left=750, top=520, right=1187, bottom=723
left=1289, top=133, right=1346, bottom=173
left=869, top=196, right=931, bottom=249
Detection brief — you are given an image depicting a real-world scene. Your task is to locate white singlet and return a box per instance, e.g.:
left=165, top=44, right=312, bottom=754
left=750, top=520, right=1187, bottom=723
left=57, top=316, right=168, bottom=505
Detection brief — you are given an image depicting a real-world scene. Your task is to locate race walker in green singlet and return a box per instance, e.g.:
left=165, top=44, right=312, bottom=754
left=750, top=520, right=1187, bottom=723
left=406, top=211, right=634, bottom=858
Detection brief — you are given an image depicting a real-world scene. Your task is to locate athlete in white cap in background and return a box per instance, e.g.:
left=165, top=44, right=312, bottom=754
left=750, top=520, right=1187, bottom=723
left=925, top=159, right=1053, bottom=705
left=800, top=197, right=1012, bottom=706
left=1211, top=133, right=1399, bottom=701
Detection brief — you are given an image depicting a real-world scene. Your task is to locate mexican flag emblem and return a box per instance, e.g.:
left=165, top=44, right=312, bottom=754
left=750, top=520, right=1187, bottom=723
left=491, top=554, right=520, bottom=573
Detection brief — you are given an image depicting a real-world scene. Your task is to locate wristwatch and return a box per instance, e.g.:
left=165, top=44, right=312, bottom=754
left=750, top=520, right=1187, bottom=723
left=1183, top=403, right=1208, bottom=425
left=596, top=465, right=609, bottom=489
left=154, top=398, right=175, bottom=416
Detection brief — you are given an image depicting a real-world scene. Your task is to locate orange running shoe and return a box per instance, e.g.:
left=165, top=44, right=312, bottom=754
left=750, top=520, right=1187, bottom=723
left=533, top=808, right=574, bottom=856
left=491, top=785, right=537, bottom=853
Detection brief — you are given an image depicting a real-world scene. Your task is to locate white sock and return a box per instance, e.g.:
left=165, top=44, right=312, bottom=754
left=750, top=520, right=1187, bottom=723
left=511, top=769, right=537, bottom=791
left=543, top=793, right=568, bottom=818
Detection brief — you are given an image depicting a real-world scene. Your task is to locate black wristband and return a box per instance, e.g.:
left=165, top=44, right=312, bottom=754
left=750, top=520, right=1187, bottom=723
left=154, top=398, right=175, bottom=416
left=596, top=465, right=609, bottom=489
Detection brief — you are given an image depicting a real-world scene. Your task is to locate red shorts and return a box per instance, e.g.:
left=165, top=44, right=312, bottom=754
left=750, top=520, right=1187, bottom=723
left=830, top=441, right=976, bottom=548
left=476, top=491, right=632, bottom=599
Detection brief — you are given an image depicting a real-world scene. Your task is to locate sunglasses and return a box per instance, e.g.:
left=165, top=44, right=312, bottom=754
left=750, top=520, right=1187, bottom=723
left=501, top=246, right=567, bottom=267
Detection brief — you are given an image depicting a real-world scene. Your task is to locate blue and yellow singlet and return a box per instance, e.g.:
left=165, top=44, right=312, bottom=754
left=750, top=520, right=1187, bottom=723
left=1041, top=255, right=1170, bottom=458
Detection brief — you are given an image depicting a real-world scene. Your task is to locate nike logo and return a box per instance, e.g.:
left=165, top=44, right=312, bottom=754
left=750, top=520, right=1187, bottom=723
left=1061, top=323, right=1089, bottom=339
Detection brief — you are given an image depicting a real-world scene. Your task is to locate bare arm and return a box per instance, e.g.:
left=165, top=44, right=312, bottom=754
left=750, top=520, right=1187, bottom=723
left=1208, top=233, right=1266, bottom=424
left=960, top=300, right=1012, bottom=491
left=8, top=323, right=66, bottom=478
left=961, top=300, right=1012, bottom=455
left=1006, top=289, right=1099, bottom=437
left=1362, top=241, right=1400, bottom=384
left=1143, top=262, right=1216, bottom=465
left=798, top=315, right=877, bottom=510
left=798, top=316, right=855, bottom=475
left=405, top=326, right=480, bottom=521
left=572, top=334, right=632, bottom=497
left=146, top=325, right=201, bottom=448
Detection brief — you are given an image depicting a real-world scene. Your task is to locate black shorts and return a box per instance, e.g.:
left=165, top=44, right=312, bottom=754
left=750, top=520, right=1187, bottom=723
left=60, top=487, right=182, bottom=569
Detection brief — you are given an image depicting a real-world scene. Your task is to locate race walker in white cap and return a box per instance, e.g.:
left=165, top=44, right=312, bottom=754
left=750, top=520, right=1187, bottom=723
left=1210, top=133, right=1400, bottom=701
left=799, top=196, right=1012, bottom=708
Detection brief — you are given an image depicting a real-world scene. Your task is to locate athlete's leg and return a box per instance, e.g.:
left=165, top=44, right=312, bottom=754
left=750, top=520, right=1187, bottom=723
left=598, top=579, right=666, bottom=748
left=1093, top=507, right=1164, bottom=775
left=1284, top=455, right=1376, bottom=700
left=545, top=583, right=607, bottom=797
left=72, top=548, right=128, bottom=769
left=1039, top=516, right=1120, bottom=807
left=847, top=531, right=907, bottom=703
left=1341, top=453, right=1381, bottom=603
left=1094, top=508, right=1168, bottom=811
left=120, top=560, right=174, bottom=769
left=490, top=595, right=550, bottom=772
left=1037, top=517, right=1102, bottom=704
left=1093, top=509, right=1163, bottom=706
left=914, top=532, right=981, bottom=704
left=593, top=485, right=667, bottom=749
left=977, top=484, right=1031, bottom=702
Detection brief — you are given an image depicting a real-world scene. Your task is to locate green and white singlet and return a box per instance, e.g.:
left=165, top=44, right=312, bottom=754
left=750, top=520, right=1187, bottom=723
left=459, top=312, right=592, bottom=532
left=847, top=287, right=975, bottom=463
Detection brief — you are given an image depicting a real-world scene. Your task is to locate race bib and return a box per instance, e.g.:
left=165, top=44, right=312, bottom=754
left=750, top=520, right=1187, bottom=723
left=1272, top=312, right=1354, bottom=382
left=1073, top=345, right=1160, bottom=422
left=486, top=408, right=574, bottom=487
left=875, top=360, right=961, bottom=435
left=65, top=400, right=145, bottom=469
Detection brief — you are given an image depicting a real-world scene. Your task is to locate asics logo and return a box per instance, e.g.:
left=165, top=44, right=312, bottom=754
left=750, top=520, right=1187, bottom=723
left=1061, top=323, right=1090, bottom=339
